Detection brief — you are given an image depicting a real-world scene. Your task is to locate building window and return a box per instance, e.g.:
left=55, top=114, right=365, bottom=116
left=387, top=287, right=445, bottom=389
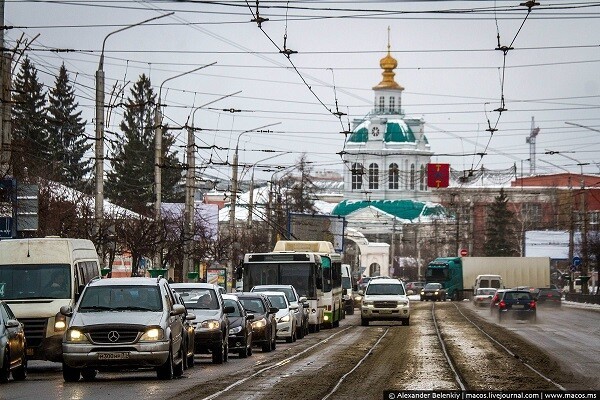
left=389, top=96, right=395, bottom=112
left=410, top=164, right=415, bottom=190
left=419, top=164, right=426, bottom=191
left=351, top=163, right=363, bottom=190
left=379, top=96, right=385, bottom=112
left=369, top=163, right=379, bottom=190
left=389, top=163, right=399, bottom=189
left=521, top=203, right=542, bottom=228
left=404, top=160, right=409, bottom=189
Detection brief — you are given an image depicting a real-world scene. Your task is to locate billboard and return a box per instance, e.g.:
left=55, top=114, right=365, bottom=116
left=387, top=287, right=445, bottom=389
left=287, top=212, right=345, bottom=253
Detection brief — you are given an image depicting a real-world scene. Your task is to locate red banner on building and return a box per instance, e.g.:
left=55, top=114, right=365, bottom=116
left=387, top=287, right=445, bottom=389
left=427, top=163, right=450, bottom=188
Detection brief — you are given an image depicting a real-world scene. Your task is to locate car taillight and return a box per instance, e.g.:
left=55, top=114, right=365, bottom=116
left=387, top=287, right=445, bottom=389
left=498, top=300, right=506, bottom=309
left=529, top=301, right=536, bottom=309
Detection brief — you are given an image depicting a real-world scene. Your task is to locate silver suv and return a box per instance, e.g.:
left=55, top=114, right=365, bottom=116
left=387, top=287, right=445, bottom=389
left=251, top=284, right=309, bottom=339
left=360, top=278, right=410, bottom=326
left=60, top=277, right=187, bottom=381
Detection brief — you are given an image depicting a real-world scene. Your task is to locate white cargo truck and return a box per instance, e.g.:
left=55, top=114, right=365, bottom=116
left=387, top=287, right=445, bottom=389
left=425, top=256, right=551, bottom=300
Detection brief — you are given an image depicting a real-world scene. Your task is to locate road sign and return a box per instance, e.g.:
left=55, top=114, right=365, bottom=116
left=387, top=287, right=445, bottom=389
left=572, top=256, right=582, bottom=266
left=570, top=265, right=577, bottom=272
left=460, top=248, right=468, bottom=257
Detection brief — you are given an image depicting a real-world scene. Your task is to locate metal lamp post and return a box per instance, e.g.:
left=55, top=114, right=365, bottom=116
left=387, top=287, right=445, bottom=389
left=95, top=12, right=172, bottom=263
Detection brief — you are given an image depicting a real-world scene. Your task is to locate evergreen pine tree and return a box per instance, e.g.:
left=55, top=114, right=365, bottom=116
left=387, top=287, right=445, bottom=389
left=11, top=56, right=49, bottom=180
left=47, top=64, right=92, bottom=191
left=483, top=188, right=519, bottom=256
left=285, top=154, right=316, bottom=214
left=105, top=74, right=182, bottom=213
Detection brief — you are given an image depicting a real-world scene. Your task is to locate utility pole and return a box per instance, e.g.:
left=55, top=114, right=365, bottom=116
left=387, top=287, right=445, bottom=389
left=95, top=13, right=173, bottom=265
left=154, top=63, right=215, bottom=273
left=0, top=0, right=11, bottom=177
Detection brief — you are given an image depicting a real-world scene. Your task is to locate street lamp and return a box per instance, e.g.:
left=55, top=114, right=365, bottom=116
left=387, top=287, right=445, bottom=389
left=544, top=149, right=590, bottom=294
left=95, top=12, right=173, bottom=263
left=154, top=62, right=216, bottom=223
left=182, top=90, right=241, bottom=281
left=229, top=122, right=281, bottom=235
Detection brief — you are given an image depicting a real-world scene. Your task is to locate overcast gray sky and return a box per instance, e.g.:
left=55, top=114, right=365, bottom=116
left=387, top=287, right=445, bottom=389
left=6, top=1, right=600, bottom=186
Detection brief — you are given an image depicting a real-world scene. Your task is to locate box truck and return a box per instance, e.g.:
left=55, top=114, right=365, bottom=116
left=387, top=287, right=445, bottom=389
left=425, top=256, right=550, bottom=300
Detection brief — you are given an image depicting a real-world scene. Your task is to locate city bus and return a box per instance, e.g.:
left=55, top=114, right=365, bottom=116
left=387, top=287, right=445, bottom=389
left=0, top=237, right=101, bottom=361
left=272, top=241, right=343, bottom=329
left=239, top=245, right=325, bottom=332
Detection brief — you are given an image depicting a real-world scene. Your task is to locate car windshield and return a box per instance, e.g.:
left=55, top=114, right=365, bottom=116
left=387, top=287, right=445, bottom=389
left=366, top=284, right=405, bottom=296
left=266, top=295, right=287, bottom=309
left=173, top=288, right=219, bottom=310
left=503, top=292, right=532, bottom=301
left=223, top=298, right=242, bottom=317
left=78, top=286, right=162, bottom=312
left=424, top=283, right=442, bottom=290
left=253, top=287, right=296, bottom=302
left=238, top=298, right=266, bottom=314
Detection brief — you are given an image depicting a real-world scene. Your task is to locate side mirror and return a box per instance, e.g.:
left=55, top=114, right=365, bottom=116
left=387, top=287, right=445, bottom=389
left=223, top=305, right=235, bottom=314
left=247, top=313, right=255, bottom=320
left=269, top=307, right=279, bottom=314
left=5, top=319, right=20, bottom=328
left=60, top=305, right=73, bottom=317
left=235, top=266, right=243, bottom=280
left=171, top=304, right=185, bottom=316
left=358, top=290, right=364, bottom=295
left=289, top=304, right=299, bottom=310
left=299, top=296, right=307, bottom=303
left=186, top=312, right=196, bottom=321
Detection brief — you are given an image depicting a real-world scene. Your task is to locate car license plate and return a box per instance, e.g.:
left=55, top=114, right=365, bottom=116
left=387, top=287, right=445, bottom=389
left=512, top=304, right=525, bottom=309
left=380, top=309, right=392, bottom=314
left=98, top=352, right=130, bottom=360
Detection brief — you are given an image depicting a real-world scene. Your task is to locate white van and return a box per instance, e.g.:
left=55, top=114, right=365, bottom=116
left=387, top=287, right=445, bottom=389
left=341, top=264, right=354, bottom=314
left=0, top=237, right=101, bottom=361
left=473, top=274, right=503, bottom=292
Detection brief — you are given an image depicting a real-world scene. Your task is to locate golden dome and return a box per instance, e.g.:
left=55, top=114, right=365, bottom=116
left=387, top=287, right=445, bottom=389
left=372, top=30, right=404, bottom=91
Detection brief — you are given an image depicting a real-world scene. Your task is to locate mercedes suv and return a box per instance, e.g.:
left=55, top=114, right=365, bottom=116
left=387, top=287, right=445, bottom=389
left=60, top=277, right=187, bottom=381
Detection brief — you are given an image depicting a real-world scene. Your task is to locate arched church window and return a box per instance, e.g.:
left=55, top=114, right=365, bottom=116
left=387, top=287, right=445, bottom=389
left=389, top=163, right=399, bottom=189
left=379, top=96, right=385, bottom=112
left=410, top=164, right=415, bottom=190
left=351, top=163, right=364, bottom=190
left=420, top=164, right=426, bottom=191
left=389, top=96, right=395, bottom=113
left=368, top=163, right=379, bottom=190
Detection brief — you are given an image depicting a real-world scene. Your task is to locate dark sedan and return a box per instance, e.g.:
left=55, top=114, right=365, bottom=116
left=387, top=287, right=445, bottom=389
left=1, top=301, right=27, bottom=383
left=493, top=290, right=537, bottom=322
left=234, top=293, right=278, bottom=352
left=420, top=283, right=447, bottom=301
left=223, top=294, right=253, bottom=358
left=533, top=288, right=562, bottom=308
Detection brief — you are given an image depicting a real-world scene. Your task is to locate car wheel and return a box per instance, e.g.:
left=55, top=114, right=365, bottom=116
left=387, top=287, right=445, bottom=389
left=247, top=342, right=253, bottom=356
left=0, top=349, right=10, bottom=383
left=223, top=340, right=229, bottom=363
left=403, top=318, right=410, bottom=326
left=297, top=324, right=304, bottom=339
left=212, top=340, right=225, bottom=364
left=173, top=346, right=184, bottom=378
left=261, top=340, right=271, bottom=352
left=187, top=350, right=195, bottom=368
left=361, top=318, right=369, bottom=326
left=12, top=349, right=27, bottom=381
left=271, top=333, right=277, bottom=350
left=81, top=368, right=97, bottom=381
left=156, top=348, right=174, bottom=380
left=62, top=362, right=81, bottom=382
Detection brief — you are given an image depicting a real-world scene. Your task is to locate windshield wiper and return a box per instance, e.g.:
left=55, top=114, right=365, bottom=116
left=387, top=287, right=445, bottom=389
left=111, top=306, right=156, bottom=311
left=79, top=305, right=113, bottom=311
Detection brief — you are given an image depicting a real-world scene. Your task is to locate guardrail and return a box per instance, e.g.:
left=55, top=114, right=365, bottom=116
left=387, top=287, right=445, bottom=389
left=564, top=293, right=600, bottom=305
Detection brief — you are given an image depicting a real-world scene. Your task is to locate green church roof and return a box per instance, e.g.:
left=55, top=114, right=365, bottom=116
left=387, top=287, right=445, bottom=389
left=347, top=119, right=416, bottom=143
left=331, top=199, right=448, bottom=222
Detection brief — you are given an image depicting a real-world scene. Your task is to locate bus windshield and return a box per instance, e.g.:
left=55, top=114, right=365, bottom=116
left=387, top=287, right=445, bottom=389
left=0, top=264, right=72, bottom=300
left=243, top=262, right=316, bottom=299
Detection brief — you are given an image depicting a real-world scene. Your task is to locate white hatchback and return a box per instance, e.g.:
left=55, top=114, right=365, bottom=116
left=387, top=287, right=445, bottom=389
left=360, top=278, right=410, bottom=326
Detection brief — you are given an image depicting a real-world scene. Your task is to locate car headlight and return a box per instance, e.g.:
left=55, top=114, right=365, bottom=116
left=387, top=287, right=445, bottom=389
left=199, top=320, right=220, bottom=330
left=434, top=291, right=439, bottom=295
left=279, top=314, right=290, bottom=323
left=140, top=328, right=164, bottom=341
left=354, top=295, right=362, bottom=301
left=54, top=312, right=67, bottom=331
left=229, top=326, right=242, bottom=335
left=65, top=328, right=89, bottom=343
left=252, top=318, right=267, bottom=329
